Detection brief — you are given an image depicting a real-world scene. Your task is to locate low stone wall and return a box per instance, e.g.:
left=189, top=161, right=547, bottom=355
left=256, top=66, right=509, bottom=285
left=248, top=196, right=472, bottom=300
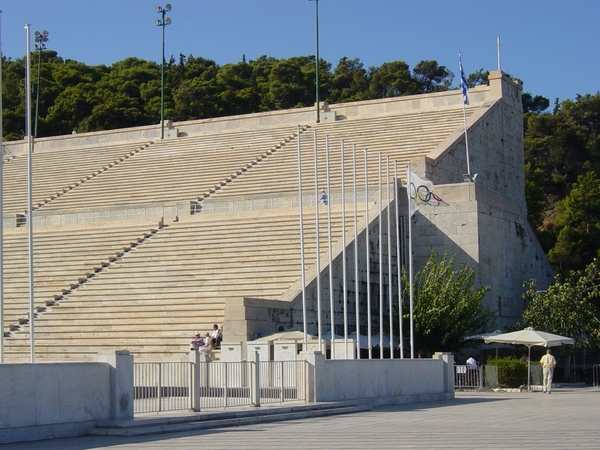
left=0, top=351, right=133, bottom=445
left=302, top=352, right=454, bottom=404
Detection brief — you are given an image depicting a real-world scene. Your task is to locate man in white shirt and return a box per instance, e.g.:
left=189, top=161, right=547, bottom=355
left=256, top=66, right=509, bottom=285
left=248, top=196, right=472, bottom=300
left=540, top=348, right=557, bottom=393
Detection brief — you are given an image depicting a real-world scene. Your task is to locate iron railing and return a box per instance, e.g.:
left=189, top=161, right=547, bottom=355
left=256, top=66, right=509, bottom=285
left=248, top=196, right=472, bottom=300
left=134, top=359, right=308, bottom=414
left=454, top=365, right=498, bottom=391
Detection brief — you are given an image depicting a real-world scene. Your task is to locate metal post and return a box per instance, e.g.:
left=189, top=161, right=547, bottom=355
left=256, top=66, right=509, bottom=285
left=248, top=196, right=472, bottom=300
left=156, top=5, right=172, bottom=139
left=25, top=23, right=35, bottom=363
left=313, top=130, right=322, bottom=351
left=378, top=153, right=383, bottom=359
left=314, top=0, right=320, bottom=123
left=325, top=135, right=334, bottom=358
left=353, top=144, right=360, bottom=359
left=387, top=156, right=393, bottom=359
left=364, top=149, right=371, bottom=359
left=297, top=126, right=308, bottom=347
left=34, top=30, right=48, bottom=138
left=341, top=140, right=348, bottom=358
left=395, top=161, right=404, bottom=358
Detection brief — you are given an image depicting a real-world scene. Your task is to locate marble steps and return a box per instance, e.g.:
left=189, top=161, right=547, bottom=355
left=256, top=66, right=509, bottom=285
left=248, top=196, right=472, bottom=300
left=9, top=327, right=213, bottom=338
left=3, top=342, right=197, bottom=355
left=87, top=403, right=372, bottom=438
left=32, top=312, right=222, bottom=323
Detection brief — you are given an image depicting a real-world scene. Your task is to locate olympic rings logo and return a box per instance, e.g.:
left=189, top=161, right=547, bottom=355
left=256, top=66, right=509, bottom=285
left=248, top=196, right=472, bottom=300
left=409, top=182, right=445, bottom=207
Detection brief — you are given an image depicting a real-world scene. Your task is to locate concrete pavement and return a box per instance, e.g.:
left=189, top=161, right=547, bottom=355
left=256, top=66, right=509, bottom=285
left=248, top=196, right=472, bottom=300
left=2, top=386, right=598, bottom=449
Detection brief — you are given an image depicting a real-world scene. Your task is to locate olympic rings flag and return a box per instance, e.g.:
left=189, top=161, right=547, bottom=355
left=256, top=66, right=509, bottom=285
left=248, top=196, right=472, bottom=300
left=407, top=167, right=447, bottom=217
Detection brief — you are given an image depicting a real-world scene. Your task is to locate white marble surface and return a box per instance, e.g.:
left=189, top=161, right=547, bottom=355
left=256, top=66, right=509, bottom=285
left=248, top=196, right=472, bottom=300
left=303, top=353, right=450, bottom=402
left=0, top=362, right=111, bottom=430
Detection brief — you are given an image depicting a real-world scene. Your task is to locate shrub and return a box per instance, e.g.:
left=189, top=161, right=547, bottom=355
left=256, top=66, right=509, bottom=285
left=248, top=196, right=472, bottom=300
left=487, top=356, right=528, bottom=388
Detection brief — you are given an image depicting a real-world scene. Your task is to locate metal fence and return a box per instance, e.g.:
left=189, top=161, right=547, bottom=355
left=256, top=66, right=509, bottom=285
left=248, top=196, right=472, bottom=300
left=454, top=365, right=498, bottom=391
left=134, top=359, right=308, bottom=414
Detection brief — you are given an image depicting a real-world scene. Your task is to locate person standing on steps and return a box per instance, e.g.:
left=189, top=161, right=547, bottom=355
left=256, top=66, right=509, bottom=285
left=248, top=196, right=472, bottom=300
left=319, top=189, right=328, bottom=205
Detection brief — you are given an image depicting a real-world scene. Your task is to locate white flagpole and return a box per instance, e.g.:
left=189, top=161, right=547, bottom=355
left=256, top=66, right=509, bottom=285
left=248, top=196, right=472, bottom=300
left=341, top=140, right=348, bottom=358
left=497, top=36, right=501, bottom=72
left=364, top=149, right=371, bottom=359
left=407, top=164, right=415, bottom=359
left=353, top=144, right=360, bottom=359
left=297, top=126, right=308, bottom=347
left=25, top=23, right=35, bottom=363
left=459, top=52, right=471, bottom=181
left=313, top=130, right=322, bottom=352
left=0, top=9, right=4, bottom=364
left=325, top=135, right=334, bottom=358
left=387, top=156, right=393, bottom=359
left=394, top=161, right=404, bottom=358
left=378, top=152, right=383, bottom=359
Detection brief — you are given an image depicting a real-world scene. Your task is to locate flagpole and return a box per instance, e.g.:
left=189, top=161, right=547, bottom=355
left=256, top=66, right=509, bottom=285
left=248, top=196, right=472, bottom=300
left=364, top=149, right=371, bottom=359
left=394, top=161, right=404, bottom=359
left=313, top=130, right=322, bottom=352
left=378, top=152, right=383, bottom=359
left=497, top=36, right=501, bottom=72
left=25, top=23, right=36, bottom=363
left=325, top=135, right=335, bottom=358
left=341, top=140, right=348, bottom=358
left=387, top=156, right=393, bottom=359
left=407, top=164, right=414, bottom=359
left=297, top=125, right=308, bottom=347
left=353, top=144, right=360, bottom=359
left=459, top=52, right=471, bottom=181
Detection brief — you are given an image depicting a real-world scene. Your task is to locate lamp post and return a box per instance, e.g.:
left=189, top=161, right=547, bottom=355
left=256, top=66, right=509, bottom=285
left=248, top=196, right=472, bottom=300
left=33, top=30, right=48, bottom=138
left=310, top=0, right=320, bottom=123
left=156, top=4, right=172, bottom=140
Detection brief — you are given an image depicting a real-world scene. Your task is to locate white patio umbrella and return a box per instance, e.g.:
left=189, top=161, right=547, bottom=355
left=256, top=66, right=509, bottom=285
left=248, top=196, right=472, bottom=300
left=349, top=332, right=370, bottom=349
left=466, top=330, right=504, bottom=358
left=484, top=327, right=574, bottom=391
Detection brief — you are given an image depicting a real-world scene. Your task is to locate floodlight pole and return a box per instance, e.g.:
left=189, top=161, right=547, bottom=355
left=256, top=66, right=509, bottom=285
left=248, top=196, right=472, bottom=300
left=156, top=4, right=172, bottom=140
left=25, top=23, right=35, bottom=363
left=34, top=30, right=48, bottom=138
left=310, top=0, right=320, bottom=123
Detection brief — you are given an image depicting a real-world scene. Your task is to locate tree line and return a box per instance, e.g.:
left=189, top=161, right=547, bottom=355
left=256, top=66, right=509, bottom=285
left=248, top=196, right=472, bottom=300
left=2, top=51, right=476, bottom=140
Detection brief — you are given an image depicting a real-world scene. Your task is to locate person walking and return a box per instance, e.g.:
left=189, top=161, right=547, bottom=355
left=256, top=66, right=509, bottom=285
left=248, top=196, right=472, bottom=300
left=540, top=348, right=557, bottom=394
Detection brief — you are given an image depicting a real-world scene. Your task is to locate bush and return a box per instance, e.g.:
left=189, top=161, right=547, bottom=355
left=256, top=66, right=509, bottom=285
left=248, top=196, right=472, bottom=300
left=487, top=357, right=528, bottom=388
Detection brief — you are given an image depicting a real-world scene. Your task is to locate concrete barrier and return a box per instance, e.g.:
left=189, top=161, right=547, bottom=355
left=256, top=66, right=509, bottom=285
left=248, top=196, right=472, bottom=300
left=0, top=350, right=133, bottom=445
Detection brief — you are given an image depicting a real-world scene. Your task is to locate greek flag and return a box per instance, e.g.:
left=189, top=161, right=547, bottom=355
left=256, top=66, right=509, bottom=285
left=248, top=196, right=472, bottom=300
left=459, top=53, right=469, bottom=105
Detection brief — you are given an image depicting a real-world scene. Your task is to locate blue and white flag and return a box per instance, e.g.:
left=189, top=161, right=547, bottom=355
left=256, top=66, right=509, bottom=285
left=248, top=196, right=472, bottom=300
left=459, top=53, right=469, bottom=105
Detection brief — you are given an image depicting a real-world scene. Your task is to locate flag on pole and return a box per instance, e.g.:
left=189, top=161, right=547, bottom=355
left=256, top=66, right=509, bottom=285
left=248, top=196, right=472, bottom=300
left=459, top=53, right=469, bottom=105
left=407, top=167, right=446, bottom=217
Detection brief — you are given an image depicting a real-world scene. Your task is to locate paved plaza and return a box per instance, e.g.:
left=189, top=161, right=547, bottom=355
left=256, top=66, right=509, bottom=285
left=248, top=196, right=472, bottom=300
left=1, top=386, right=598, bottom=449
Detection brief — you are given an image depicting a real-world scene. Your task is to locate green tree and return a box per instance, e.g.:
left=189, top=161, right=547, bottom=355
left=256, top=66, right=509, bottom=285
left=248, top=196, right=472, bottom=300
left=548, top=171, right=600, bottom=272
left=328, top=57, right=368, bottom=104
left=366, top=61, right=419, bottom=99
left=520, top=261, right=600, bottom=354
left=412, top=60, right=453, bottom=93
left=467, top=69, right=488, bottom=87
left=522, top=92, right=550, bottom=114
left=404, top=251, right=494, bottom=353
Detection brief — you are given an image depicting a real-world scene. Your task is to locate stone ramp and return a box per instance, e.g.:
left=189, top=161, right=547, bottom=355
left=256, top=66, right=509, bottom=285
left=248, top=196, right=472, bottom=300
left=88, top=402, right=371, bottom=437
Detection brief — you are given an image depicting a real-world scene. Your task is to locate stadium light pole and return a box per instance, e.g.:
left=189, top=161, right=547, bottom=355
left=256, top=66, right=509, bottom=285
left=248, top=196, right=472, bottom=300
left=33, top=30, right=48, bottom=138
left=156, top=4, right=172, bottom=140
left=310, top=0, right=320, bottom=123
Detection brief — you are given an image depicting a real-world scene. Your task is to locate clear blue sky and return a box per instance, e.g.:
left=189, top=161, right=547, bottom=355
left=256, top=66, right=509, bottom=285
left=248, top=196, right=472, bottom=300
left=1, top=0, right=598, bottom=103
